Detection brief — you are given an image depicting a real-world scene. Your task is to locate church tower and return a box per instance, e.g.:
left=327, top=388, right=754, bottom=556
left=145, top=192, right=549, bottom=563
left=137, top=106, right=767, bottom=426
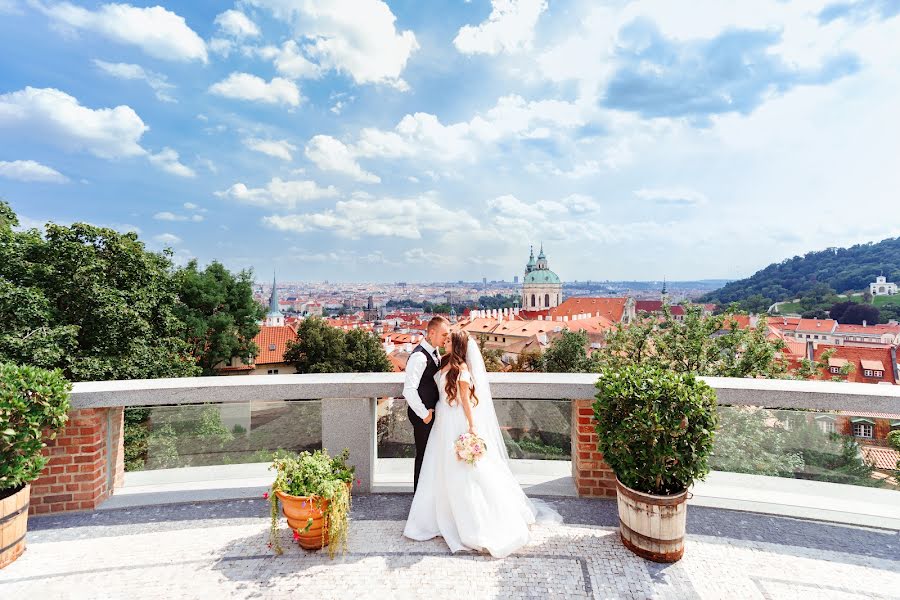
left=265, top=273, right=284, bottom=327
left=522, top=244, right=563, bottom=311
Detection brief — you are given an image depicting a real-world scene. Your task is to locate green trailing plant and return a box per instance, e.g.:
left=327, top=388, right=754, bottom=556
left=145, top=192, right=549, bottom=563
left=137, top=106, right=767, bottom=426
left=889, top=430, right=900, bottom=472
left=593, top=364, right=718, bottom=495
left=0, top=363, right=72, bottom=494
left=268, top=449, right=355, bottom=559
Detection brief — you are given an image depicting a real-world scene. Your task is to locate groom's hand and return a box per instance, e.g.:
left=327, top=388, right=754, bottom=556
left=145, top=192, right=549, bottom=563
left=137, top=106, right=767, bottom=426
left=422, top=409, right=434, bottom=424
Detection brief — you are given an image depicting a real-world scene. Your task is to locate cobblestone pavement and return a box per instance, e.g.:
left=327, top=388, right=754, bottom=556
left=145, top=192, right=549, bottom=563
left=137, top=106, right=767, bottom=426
left=1, top=496, right=898, bottom=599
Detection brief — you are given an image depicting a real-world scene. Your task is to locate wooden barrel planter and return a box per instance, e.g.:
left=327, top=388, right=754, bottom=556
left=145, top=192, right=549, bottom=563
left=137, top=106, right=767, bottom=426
left=0, top=484, right=30, bottom=570
left=615, top=477, right=688, bottom=563
left=276, top=490, right=330, bottom=550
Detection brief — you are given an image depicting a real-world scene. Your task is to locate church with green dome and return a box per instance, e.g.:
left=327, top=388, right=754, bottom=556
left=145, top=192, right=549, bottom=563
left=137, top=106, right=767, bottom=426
left=522, top=245, right=563, bottom=311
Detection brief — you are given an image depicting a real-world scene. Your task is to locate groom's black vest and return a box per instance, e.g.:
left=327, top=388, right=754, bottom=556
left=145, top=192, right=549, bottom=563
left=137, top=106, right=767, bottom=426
left=414, top=345, right=440, bottom=410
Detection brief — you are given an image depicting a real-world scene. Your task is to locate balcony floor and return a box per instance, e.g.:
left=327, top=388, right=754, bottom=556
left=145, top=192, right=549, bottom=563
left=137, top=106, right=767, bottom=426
left=2, top=496, right=898, bottom=599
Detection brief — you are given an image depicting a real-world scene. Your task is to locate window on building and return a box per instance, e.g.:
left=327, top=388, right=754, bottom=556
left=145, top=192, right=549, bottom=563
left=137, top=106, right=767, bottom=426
left=531, top=294, right=536, bottom=307
left=545, top=293, right=550, bottom=307
left=818, top=420, right=836, bottom=434
left=875, top=370, right=883, bottom=377
left=268, top=343, right=276, bottom=351
left=814, top=335, right=819, bottom=339
left=267, top=369, right=279, bottom=375
left=864, top=369, right=873, bottom=377
left=852, top=423, right=873, bottom=438
left=829, top=366, right=840, bottom=374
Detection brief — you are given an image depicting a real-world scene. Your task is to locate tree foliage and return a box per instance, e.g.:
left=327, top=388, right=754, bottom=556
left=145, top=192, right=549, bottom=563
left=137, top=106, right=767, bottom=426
left=541, top=330, right=592, bottom=373
left=701, top=237, right=900, bottom=311
left=174, top=260, right=264, bottom=375
left=285, top=317, right=391, bottom=373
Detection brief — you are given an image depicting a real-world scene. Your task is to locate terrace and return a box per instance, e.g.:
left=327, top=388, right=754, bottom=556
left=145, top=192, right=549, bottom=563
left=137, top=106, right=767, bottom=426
left=1, top=374, right=899, bottom=599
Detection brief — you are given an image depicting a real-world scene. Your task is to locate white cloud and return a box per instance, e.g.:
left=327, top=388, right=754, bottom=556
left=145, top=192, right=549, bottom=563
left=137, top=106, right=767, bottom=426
left=153, top=233, right=182, bottom=245
left=215, top=177, right=339, bottom=209
left=454, top=0, right=548, bottom=55
left=209, top=73, right=301, bottom=107
left=153, top=211, right=203, bottom=222
left=262, top=193, right=479, bottom=239
left=0, top=159, right=69, bottom=183
left=244, top=137, right=297, bottom=161
left=92, top=59, right=175, bottom=102
left=255, top=41, right=321, bottom=79
left=214, top=9, right=260, bottom=38
left=305, top=135, right=380, bottom=183
left=634, top=187, right=708, bottom=208
left=196, top=157, right=217, bottom=173
left=148, top=148, right=196, bottom=178
left=0, top=0, right=22, bottom=15
left=0, top=87, right=147, bottom=159
left=245, top=0, right=418, bottom=89
left=37, top=2, right=207, bottom=63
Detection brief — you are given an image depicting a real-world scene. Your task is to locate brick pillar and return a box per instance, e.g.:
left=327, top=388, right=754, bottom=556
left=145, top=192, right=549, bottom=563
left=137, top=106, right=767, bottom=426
left=572, top=399, right=617, bottom=498
left=29, top=407, right=125, bottom=515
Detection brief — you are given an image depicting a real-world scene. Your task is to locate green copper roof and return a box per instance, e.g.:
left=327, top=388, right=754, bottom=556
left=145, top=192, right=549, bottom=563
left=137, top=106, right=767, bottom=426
left=524, top=269, right=561, bottom=284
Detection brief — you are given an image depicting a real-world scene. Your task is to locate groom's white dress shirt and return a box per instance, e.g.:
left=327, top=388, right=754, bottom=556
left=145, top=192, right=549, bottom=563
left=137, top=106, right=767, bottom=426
left=403, top=339, right=441, bottom=420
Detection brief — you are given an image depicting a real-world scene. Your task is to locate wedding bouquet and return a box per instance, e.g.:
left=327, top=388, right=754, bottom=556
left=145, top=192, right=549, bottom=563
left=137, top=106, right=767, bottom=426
left=455, top=432, right=487, bottom=465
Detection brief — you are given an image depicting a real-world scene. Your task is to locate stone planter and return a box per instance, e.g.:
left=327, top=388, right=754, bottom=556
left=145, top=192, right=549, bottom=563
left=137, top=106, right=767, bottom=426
left=615, top=477, right=688, bottom=563
left=0, top=484, right=30, bottom=569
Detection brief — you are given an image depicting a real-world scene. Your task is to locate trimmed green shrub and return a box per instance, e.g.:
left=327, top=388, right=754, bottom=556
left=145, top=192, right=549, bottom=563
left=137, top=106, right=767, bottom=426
left=593, top=364, right=717, bottom=495
left=0, top=363, right=71, bottom=493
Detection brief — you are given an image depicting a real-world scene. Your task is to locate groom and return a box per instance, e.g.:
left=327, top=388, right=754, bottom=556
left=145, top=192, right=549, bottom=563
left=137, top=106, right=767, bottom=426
left=403, top=315, right=451, bottom=491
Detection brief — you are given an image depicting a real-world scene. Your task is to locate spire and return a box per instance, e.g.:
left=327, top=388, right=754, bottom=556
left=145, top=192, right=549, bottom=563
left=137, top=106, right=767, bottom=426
left=538, top=242, right=545, bottom=259
left=268, top=271, right=280, bottom=314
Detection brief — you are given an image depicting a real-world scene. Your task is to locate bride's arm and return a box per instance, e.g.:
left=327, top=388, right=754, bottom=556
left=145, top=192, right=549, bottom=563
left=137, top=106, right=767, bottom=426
left=459, top=368, right=476, bottom=434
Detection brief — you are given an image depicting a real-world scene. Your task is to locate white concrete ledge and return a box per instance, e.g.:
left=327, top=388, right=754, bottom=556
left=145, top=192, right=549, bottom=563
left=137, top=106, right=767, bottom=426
left=69, top=372, right=900, bottom=413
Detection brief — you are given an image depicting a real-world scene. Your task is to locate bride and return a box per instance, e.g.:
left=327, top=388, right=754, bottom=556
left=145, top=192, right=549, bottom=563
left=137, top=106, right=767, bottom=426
left=403, top=331, right=560, bottom=558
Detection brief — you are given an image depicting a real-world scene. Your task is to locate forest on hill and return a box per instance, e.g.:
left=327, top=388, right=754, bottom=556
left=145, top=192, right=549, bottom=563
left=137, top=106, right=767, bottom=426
left=701, top=237, right=900, bottom=319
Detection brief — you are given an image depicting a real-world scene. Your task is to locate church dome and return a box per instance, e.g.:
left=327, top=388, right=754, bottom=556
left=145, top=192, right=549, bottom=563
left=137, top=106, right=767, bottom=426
left=524, top=269, right=561, bottom=284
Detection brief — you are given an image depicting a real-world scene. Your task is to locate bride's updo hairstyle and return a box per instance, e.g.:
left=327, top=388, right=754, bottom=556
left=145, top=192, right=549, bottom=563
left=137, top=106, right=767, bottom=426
left=441, top=331, right=479, bottom=407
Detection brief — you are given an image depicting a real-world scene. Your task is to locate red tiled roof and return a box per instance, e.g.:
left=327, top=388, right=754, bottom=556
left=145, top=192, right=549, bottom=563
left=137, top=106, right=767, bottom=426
left=861, top=446, right=900, bottom=470
left=635, top=300, right=663, bottom=313
left=836, top=323, right=900, bottom=336
left=253, top=325, right=299, bottom=365
left=796, top=318, right=837, bottom=333
left=549, top=297, right=629, bottom=322
left=812, top=345, right=896, bottom=384
left=387, top=353, right=409, bottom=373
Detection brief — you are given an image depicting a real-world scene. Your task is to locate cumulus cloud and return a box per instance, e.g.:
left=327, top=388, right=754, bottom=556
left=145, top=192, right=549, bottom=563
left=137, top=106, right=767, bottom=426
left=244, top=0, right=418, bottom=89
left=209, top=72, right=301, bottom=107
left=305, top=135, right=380, bottom=183
left=244, top=138, right=297, bottom=161
left=604, top=18, right=860, bottom=119
left=262, top=193, right=479, bottom=239
left=37, top=2, right=207, bottom=63
left=214, top=9, right=260, bottom=38
left=255, top=41, right=321, bottom=79
left=93, top=60, right=175, bottom=102
left=0, top=159, right=69, bottom=183
left=148, top=148, right=196, bottom=178
left=153, top=210, right=203, bottom=222
left=153, top=233, right=182, bottom=245
left=454, top=0, right=548, bottom=55
left=215, top=177, right=339, bottom=209
left=0, top=87, right=147, bottom=158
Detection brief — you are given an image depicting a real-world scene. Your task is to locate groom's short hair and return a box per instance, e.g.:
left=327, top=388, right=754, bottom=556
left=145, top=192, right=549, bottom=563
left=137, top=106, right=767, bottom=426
left=427, top=315, right=450, bottom=332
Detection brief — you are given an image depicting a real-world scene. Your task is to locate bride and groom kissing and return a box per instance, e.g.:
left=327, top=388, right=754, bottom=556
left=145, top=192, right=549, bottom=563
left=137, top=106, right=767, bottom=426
left=401, top=316, right=560, bottom=558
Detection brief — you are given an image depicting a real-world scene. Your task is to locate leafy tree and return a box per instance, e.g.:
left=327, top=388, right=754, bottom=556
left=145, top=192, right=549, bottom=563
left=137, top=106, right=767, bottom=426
left=345, top=328, right=392, bottom=372
left=0, top=202, right=200, bottom=381
left=710, top=407, right=804, bottom=477
left=839, top=303, right=880, bottom=325
left=285, top=317, right=391, bottom=373
left=174, top=260, right=265, bottom=375
left=507, top=350, right=543, bottom=372
left=888, top=430, right=900, bottom=472
left=541, top=330, right=592, bottom=373
left=828, top=301, right=855, bottom=321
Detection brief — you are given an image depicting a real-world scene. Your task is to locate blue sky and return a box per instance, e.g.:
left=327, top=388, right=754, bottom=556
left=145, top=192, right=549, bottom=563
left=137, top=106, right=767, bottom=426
left=2, top=0, right=900, bottom=283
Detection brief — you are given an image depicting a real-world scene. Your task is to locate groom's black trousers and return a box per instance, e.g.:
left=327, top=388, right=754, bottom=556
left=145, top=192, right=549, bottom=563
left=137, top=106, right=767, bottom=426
left=408, top=407, right=433, bottom=491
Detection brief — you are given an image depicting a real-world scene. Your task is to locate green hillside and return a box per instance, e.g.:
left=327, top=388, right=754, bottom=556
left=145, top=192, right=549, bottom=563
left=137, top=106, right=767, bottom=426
left=701, top=237, right=900, bottom=308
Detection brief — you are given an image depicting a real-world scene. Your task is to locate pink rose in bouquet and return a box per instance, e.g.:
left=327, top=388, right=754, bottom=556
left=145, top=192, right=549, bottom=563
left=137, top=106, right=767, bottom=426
left=455, top=432, right=487, bottom=465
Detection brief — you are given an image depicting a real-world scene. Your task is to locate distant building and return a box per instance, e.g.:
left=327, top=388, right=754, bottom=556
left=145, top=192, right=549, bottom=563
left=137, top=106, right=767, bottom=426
left=264, top=274, right=284, bottom=327
left=522, top=245, right=563, bottom=311
left=870, top=275, right=897, bottom=296
left=513, top=275, right=519, bottom=284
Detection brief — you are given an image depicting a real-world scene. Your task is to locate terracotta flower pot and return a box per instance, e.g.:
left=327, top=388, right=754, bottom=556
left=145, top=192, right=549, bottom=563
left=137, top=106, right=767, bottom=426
left=615, top=477, right=688, bottom=563
left=0, top=484, right=30, bottom=570
left=276, top=490, right=330, bottom=550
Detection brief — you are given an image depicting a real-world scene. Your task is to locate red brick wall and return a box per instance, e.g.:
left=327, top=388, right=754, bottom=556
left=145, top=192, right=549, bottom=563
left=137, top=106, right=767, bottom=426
left=29, top=407, right=125, bottom=515
left=571, top=399, right=616, bottom=498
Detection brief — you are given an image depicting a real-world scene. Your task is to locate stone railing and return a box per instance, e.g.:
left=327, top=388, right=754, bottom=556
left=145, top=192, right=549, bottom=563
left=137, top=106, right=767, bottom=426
left=30, top=373, right=900, bottom=515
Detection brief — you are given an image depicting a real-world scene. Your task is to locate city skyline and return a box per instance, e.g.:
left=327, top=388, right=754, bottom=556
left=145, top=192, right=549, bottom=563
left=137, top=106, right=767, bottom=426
left=3, top=1, right=900, bottom=282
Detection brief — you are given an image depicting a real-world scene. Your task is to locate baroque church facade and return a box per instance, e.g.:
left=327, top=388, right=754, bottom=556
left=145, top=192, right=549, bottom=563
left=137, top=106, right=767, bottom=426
left=522, top=245, right=563, bottom=310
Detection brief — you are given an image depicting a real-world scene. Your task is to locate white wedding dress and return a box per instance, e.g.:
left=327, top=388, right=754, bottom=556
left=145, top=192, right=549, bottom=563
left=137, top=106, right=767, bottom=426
left=403, top=339, right=561, bottom=558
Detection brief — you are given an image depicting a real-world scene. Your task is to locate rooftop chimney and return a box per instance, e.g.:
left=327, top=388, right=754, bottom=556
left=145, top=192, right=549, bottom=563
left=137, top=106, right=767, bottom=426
left=863, top=320, right=867, bottom=327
